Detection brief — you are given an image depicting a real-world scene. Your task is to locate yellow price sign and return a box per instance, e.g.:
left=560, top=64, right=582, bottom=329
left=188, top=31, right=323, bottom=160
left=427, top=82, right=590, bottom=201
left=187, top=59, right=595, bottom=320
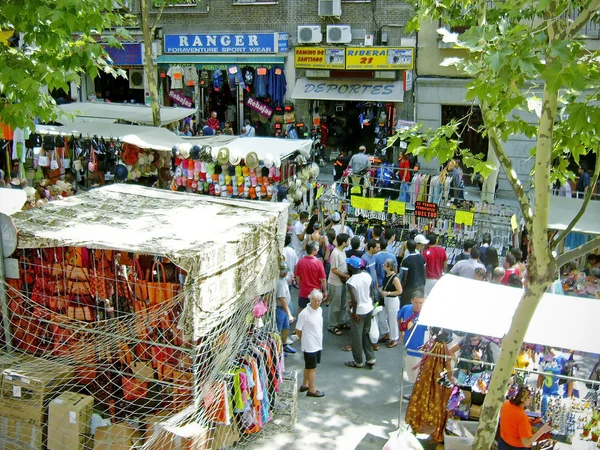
left=351, top=196, right=385, bottom=212
left=388, top=200, right=406, bottom=215
left=345, top=47, right=414, bottom=70
left=455, top=210, right=474, bottom=226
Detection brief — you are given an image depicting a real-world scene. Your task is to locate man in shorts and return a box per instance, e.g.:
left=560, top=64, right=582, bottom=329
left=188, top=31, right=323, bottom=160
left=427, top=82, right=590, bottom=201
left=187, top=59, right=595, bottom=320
left=276, top=261, right=296, bottom=355
left=296, top=289, right=325, bottom=397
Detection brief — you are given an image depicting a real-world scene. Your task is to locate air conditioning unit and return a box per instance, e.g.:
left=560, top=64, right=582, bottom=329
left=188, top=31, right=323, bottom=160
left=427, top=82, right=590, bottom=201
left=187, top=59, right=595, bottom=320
left=318, top=0, right=341, bottom=17
left=129, top=69, right=144, bottom=89
left=297, top=25, right=322, bottom=44
left=327, top=25, right=352, bottom=44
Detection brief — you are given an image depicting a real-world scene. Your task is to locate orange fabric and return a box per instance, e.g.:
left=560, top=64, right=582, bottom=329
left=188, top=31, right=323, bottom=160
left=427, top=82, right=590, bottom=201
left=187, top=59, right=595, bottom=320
left=500, top=400, right=532, bottom=447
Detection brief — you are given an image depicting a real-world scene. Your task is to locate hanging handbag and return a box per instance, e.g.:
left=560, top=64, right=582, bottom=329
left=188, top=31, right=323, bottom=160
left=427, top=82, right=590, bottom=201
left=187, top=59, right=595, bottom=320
left=89, top=252, right=114, bottom=299
left=131, top=258, right=149, bottom=307
left=50, top=150, right=59, bottom=170
left=88, top=146, right=97, bottom=172
left=71, top=334, right=97, bottom=385
left=38, top=149, right=50, bottom=167
left=121, top=376, right=148, bottom=401
left=66, top=247, right=89, bottom=268
left=67, top=293, right=95, bottom=321
left=147, top=261, right=180, bottom=308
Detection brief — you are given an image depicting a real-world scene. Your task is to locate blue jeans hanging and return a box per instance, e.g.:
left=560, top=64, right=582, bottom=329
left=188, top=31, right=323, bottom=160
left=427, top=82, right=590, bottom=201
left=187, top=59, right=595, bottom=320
left=227, top=66, right=246, bottom=90
left=398, top=182, right=411, bottom=203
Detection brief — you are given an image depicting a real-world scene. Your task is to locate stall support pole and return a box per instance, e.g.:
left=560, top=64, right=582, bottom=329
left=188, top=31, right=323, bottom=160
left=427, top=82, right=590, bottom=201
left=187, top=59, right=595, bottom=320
left=0, top=234, right=13, bottom=351
left=398, top=346, right=407, bottom=427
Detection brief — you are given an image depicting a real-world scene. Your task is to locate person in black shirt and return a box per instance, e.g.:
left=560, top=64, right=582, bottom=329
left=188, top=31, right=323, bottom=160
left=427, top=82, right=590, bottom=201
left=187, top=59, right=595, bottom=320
left=400, top=239, right=426, bottom=307
left=346, top=236, right=364, bottom=259
left=454, top=239, right=474, bottom=264
left=333, top=149, right=351, bottom=181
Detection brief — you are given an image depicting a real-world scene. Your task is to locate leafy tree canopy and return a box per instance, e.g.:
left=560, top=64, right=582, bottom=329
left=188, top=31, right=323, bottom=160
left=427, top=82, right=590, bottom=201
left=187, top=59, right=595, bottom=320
left=0, top=0, right=128, bottom=130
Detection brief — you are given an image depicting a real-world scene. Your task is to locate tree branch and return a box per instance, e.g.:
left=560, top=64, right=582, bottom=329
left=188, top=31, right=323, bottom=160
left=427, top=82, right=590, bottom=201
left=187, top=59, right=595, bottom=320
left=480, top=103, right=533, bottom=229
left=556, top=235, right=600, bottom=268
left=553, top=151, right=600, bottom=249
left=561, top=0, right=600, bottom=40
left=150, top=0, right=168, bottom=37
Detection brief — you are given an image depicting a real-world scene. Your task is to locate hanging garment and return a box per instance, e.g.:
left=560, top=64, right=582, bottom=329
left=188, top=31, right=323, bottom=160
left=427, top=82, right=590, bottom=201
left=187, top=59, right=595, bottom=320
left=167, top=65, right=184, bottom=89
left=183, top=66, right=199, bottom=87
left=213, top=69, right=224, bottom=92
left=227, top=65, right=246, bottom=90
left=242, top=66, right=255, bottom=88
left=268, top=67, right=287, bottom=107
left=254, top=67, right=269, bottom=98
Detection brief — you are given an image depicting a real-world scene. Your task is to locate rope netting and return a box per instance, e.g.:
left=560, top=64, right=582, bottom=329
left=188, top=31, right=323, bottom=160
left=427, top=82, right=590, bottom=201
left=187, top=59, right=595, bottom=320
left=0, top=246, right=284, bottom=450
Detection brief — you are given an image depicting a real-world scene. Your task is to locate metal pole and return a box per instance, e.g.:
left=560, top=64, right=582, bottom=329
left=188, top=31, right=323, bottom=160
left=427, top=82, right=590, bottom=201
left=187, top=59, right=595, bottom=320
left=0, top=235, right=13, bottom=351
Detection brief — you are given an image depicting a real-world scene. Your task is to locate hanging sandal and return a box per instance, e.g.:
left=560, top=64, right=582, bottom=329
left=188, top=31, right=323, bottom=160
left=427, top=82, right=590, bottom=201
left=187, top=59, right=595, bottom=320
left=328, top=326, right=343, bottom=336
left=345, top=361, right=364, bottom=368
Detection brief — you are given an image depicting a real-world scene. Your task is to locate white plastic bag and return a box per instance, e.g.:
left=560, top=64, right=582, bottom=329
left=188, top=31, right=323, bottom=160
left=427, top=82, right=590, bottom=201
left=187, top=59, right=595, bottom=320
left=369, top=305, right=383, bottom=344
left=382, top=427, right=423, bottom=450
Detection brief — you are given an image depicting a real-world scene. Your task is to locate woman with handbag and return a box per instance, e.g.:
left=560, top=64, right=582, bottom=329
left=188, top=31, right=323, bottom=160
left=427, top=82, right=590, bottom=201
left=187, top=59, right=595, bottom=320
left=378, top=258, right=403, bottom=348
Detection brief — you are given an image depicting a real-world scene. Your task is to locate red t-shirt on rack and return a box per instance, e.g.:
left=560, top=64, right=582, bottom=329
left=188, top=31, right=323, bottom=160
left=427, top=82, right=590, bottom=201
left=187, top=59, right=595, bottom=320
left=295, top=255, right=326, bottom=298
left=423, top=246, right=448, bottom=280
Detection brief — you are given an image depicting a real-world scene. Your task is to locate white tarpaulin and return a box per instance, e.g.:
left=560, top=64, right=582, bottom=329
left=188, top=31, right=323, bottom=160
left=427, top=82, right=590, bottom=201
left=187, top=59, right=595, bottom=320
left=291, top=77, right=404, bottom=102
left=420, top=275, right=600, bottom=354
left=36, top=122, right=183, bottom=151
left=10, top=184, right=289, bottom=339
left=549, top=195, right=600, bottom=235
left=34, top=120, right=312, bottom=160
left=59, top=103, right=196, bottom=126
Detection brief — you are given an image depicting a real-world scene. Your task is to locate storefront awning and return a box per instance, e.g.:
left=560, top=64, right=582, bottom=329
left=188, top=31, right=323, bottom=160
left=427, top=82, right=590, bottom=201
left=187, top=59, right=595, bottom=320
left=157, top=55, right=285, bottom=67
left=291, top=77, right=404, bottom=102
left=549, top=195, right=600, bottom=235
left=59, top=103, right=196, bottom=127
left=420, top=275, right=600, bottom=354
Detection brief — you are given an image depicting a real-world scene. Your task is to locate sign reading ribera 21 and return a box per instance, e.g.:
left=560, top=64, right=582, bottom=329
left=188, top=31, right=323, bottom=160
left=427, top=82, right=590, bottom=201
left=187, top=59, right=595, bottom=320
left=164, top=33, right=289, bottom=54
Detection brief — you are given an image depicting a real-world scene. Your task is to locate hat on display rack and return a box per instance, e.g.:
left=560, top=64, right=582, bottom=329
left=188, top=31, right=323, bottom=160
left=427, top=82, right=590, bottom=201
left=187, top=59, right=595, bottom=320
left=245, top=151, right=260, bottom=169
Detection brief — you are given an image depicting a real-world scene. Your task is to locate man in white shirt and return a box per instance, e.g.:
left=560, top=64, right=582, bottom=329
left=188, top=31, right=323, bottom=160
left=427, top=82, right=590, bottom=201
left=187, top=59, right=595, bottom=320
left=296, top=289, right=325, bottom=397
left=348, top=145, right=371, bottom=174
left=291, top=211, right=309, bottom=258
left=451, top=247, right=486, bottom=279
left=331, top=212, right=355, bottom=239
left=345, top=256, right=376, bottom=368
left=240, top=120, right=256, bottom=137
left=282, top=234, right=299, bottom=291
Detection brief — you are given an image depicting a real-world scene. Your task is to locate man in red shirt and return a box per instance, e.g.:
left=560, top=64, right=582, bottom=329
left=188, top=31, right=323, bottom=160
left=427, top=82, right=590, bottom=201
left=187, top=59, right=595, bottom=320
left=206, top=111, right=220, bottom=131
left=295, top=241, right=328, bottom=312
left=423, top=232, right=447, bottom=296
left=501, top=253, right=522, bottom=285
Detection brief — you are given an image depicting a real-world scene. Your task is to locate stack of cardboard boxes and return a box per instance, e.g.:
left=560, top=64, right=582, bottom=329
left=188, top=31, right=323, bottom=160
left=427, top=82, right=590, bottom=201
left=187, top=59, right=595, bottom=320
left=0, top=358, right=73, bottom=449
left=48, top=392, right=94, bottom=450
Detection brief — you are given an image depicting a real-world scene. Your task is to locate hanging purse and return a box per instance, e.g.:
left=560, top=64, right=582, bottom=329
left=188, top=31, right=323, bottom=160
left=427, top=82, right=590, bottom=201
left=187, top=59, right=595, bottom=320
left=38, top=149, right=50, bottom=167
left=71, top=334, right=97, bottom=385
left=66, top=247, right=89, bottom=268
left=50, top=149, right=59, bottom=170
left=88, top=145, right=97, bottom=172
left=121, top=376, right=148, bottom=401
left=147, top=261, right=180, bottom=308
left=89, top=251, right=114, bottom=299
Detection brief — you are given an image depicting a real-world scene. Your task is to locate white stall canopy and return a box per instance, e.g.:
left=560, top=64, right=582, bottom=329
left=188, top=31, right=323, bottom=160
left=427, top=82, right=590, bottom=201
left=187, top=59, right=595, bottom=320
left=58, top=103, right=196, bottom=126
left=549, top=195, right=600, bottom=235
left=420, top=275, right=600, bottom=354
left=291, top=77, right=404, bottom=102
left=35, top=120, right=312, bottom=161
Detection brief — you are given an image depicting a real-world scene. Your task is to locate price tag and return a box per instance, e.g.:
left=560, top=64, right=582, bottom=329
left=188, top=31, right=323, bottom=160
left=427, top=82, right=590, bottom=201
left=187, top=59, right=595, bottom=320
left=228, top=66, right=238, bottom=74
left=351, top=196, right=385, bottom=212
left=275, top=68, right=282, bottom=75
left=70, top=411, right=77, bottom=424
left=12, top=386, right=21, bottom=397
left=455, top=210, right=474, bottom=226
left=388, top=200, right=406, bottom=215
left=257, top=68, right=267, bottom=76
left=173, top=72, right=182, bottom=80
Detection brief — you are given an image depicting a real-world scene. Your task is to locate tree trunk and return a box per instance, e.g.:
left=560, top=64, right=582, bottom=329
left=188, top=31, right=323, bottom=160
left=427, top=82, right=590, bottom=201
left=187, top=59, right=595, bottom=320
left=140, top=0, right=161, bottom=127
left=481, top=140, right=499, bottom=204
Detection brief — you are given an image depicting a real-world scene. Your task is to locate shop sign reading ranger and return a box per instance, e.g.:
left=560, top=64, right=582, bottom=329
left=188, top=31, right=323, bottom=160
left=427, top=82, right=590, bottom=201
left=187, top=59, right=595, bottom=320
left=164, top=33, right=288, bottom=54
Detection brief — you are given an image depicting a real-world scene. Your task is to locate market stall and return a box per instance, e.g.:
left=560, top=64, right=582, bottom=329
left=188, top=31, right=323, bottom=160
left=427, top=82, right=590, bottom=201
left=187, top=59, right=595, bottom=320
left=412, top=274, right=600, bottom=449
left=0, top=184, right=289, bottom=449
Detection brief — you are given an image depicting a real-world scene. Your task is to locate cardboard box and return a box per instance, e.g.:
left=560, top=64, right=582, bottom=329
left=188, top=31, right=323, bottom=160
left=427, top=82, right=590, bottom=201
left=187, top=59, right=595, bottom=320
left=444, top=420, right=479, bottom=450
left=1, top=359, right=73, bottom=423
left=94, top=422, right=142, bottom=450
left=0, top=415, right=43, bottom=449
left=47, top=392, right=93, bottom=450
left=143, top=419, right=211, bottom=450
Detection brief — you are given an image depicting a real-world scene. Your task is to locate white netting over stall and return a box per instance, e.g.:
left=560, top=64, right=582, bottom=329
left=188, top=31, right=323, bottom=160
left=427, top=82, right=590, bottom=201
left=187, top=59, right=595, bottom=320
left=0, top=185, right=292, bottom=449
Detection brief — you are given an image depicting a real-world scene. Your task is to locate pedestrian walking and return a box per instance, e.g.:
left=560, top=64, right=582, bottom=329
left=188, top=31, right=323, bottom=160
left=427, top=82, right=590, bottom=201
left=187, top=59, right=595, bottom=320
left=297, top=289, right=325, bottom=397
